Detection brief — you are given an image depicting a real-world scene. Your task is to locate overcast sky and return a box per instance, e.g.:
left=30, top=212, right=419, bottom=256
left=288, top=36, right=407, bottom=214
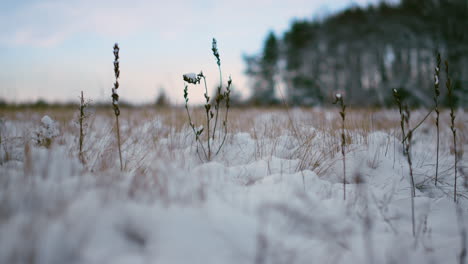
left=0, top=0, right=382, bottom=104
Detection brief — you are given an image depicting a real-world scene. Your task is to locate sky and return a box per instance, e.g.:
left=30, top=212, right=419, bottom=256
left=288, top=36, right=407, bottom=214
left=0, top=0, right=383, bottom=105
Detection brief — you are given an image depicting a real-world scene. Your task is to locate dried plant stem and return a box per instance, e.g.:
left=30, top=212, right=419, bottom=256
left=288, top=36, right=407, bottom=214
left=445, top=60, right=458, bottom=203
left=202, top=76, right=212, bottom=161
left=333, top=94, right=346, bottom=200
left=184, top=84, right=208, bottom=161
left=453, top=129, right=458, bottom=202
left=212, top=64, right=222, bottom=140
left=393, top=89, right=415, bottom=237
left=434, top=53, right=441, bottom=185
left=393, top=90, right=407, bottom=152
left=212, top=39, right=223, bottom=141
left=115, top=115, right=123, bottom=171
left=215, top=76, right=232, bottom=155
left=435, top=119, right=440, bottom=185
left=405, top=131, right=416, bottom=199
left=393, top=129, right=396, bottom=169
left=341, top=113, right=346, bottom=201
left=393, top=90, right=416, bottom=197
left=182, top=39, right=231, bottom=162
left=111, top=43, right=123, bottom=171
left=403, top=106, right=416, bottom=237
left=402, top=108, right=434, bottom=143
left=79, top=91, right=85, bottom=163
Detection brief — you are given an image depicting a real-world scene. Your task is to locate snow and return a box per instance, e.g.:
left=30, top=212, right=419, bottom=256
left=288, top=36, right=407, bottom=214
left=31, top=115, right=60, bottom=147
left=0, top=108, right=467, bottom=264
left=41, top=115, right=54, bottom=126
left=183, top=73, right=198, bottom=82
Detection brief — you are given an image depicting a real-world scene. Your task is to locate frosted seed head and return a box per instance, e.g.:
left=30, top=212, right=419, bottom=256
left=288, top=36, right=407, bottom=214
left=183, top=73, right=201, bottom=84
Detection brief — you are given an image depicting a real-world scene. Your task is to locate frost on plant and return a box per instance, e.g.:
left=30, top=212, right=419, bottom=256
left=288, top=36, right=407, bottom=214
left=33, top=115, right=60, bottom=148
left=183, top=73, right=202, bottom=84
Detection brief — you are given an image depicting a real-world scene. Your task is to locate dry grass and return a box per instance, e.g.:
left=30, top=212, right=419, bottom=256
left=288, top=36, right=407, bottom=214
left=2, top=106, right=465, bottom=176
left=0, top=106, right=425, bottom=181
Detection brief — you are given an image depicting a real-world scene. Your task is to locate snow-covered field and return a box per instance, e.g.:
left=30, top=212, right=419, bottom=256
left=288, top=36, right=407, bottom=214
left=1, top=107, right=467, bottom=264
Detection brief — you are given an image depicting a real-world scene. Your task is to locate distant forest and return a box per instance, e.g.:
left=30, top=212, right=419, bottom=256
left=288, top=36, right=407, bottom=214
left=245, top=0, right=468, bottom=107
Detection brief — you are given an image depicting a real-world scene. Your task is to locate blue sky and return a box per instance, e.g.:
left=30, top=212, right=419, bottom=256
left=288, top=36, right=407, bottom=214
left=0, top=0, right=382, bottom=104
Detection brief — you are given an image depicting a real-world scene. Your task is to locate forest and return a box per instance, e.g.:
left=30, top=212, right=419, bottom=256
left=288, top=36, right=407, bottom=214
left=245, top=0, right=468, bottom=107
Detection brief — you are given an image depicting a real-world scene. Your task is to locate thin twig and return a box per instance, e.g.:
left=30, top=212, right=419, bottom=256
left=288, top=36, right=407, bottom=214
left=402, top=108, right=434, bottom=143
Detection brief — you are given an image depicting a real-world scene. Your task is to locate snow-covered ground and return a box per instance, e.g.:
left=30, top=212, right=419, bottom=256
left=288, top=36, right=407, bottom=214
left=0, top=107, right=467, bottom=264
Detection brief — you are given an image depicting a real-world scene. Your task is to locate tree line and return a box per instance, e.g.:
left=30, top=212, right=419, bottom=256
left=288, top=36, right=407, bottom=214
left=245, top=0, right=468, bottom=107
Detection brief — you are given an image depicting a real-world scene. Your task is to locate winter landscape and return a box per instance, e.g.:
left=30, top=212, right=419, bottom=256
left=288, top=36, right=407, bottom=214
left=1, top=106, right=467, bottom=263
left=1, top=0, right=468, bottom=263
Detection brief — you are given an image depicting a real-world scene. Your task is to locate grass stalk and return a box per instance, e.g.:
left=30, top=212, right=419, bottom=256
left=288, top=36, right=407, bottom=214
left=111, top=43, right=123, bottom=171
left=434, top=53, right=441, bottom=185
left=183, top=83, right=208, bottom=161
left=393, top=89, right=415, bottom=237
left=79, top=91, right=85, bottom=163
left=215, top=76, right=232, bottom=155
left=333, top=93, right=346, bottom=200
left=403, top=106, right=416, bottom=237
left=445, top=60, right=458, bottom=203
left=212, top=38, right=222, bottom=140
left=201, top=74, right=212, bottom=161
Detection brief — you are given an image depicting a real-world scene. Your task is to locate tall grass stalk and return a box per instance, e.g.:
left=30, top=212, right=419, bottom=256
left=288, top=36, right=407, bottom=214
left=111, top=43, right=123, bottom=171
left=434, top=53, right=441, bottom=185
left=212, top=38, right=222, bottom=140
left=183, top=76, right=208, bottom=161
left=393, top=89, right=415, bottom=237
left=216, top=76, right=231, bottom=155
left=333, top=93, right=346, bottom=200
left=403, top=105, right=416, bottom=237
left=445, top=60, right=458, bottom=203
left=210, top=38, right=232, bottom=154
left=79, top=91, right=85, bottom=162
left=201, top=72, right=212, bottom=160
left=78, top=91, right=86, bottom=163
